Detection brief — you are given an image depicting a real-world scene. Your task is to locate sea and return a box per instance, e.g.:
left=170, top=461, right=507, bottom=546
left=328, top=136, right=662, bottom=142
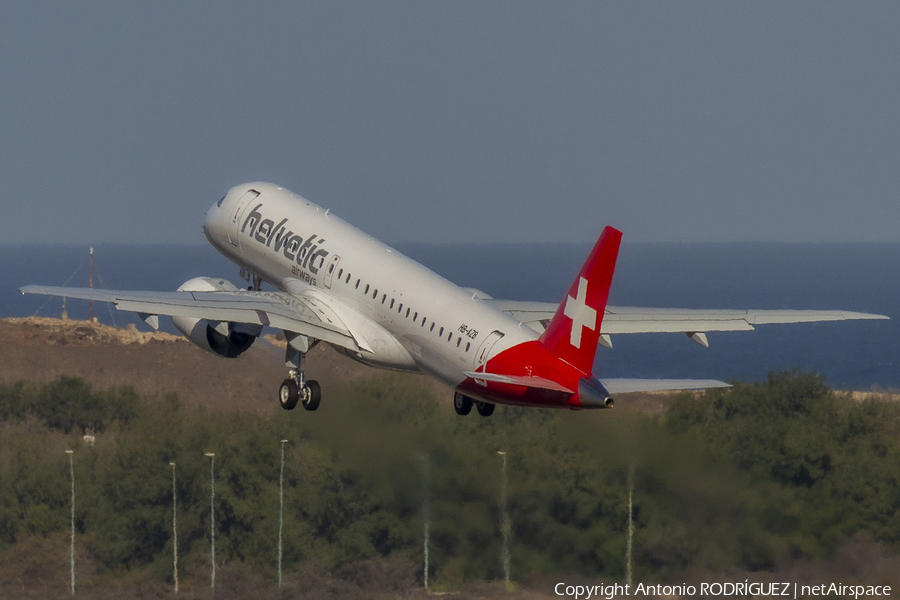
left=2, top=243, right=898, bottom=390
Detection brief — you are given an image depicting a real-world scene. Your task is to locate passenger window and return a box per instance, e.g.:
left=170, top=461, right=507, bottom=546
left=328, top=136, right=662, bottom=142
left=382, top=294, right=386, bottom=303
left=413, top=312, right=418, bottom=321
left=457, top=337, right=461, bottom=348
left=356, top=279, right=360, bottom=289
left=439, top=327, right=444, bottom=336
left=430, top=323, right=435, bottom=332
left=390, top=299, right=395, bottom=309
left=448, top=332, right=452, bottom=341
left=466, top=342, right=470, bottom=352
left=328, top=264, right=335, bottom=274
left=374, top=289, right=378, bottom=299
left=406, top=308, right=410, bottom=318
left=346, top=273, right=351, bottom=284
left=398, top=303, right=403, bottom=313
left=365, top=284, right=369, bottom=294
left=338, top=268, right=343, bottom=279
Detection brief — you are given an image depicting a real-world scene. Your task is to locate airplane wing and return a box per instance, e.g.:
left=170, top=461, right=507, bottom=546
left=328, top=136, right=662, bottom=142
left=19, top=285, right=360, bottom=351
left=486, top=300, right=889, bottom=342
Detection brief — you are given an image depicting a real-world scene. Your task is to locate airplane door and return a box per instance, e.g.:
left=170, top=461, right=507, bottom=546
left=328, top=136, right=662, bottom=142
left=474, top=330, right=505, bottom=369
left=228, top=189, right=260, bottom=247
left=323, top=255, right=341, bottom=289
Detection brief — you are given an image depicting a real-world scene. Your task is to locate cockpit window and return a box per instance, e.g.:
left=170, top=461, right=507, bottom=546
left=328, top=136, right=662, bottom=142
left=216, top=194, right=227, bottom=207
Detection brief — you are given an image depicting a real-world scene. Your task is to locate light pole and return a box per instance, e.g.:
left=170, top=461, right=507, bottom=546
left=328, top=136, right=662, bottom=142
left=65, top=450, right=75, bottom=596
left=205, top=452, right=216, bottom=593
left=278, top=440, right=288, bottom=588
left=169, top=462, right=178, bottom=593
left=626, top=463, right=634, bottom=587
left=421, top=455, right=430, bottom=590
left=497, top=451, right=510, bottom=586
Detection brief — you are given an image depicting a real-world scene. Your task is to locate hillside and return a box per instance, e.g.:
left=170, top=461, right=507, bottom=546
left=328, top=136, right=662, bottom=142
left=0, top=317, right=446, bottom=415
left=0, top=317, right=696, bottom=416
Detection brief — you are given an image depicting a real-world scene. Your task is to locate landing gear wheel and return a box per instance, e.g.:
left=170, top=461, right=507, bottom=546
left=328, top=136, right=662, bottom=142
left=454, top=392, right=473, bottom=416
left=279, top=379, right=299, bottom=410
left=302, top=380, right=321, bottom=412
left=476, top=401, right=495, bottom=417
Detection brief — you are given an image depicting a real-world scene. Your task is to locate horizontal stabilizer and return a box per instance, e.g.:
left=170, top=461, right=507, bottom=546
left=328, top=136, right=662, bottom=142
left=462, top=371, right=575, bottom=394
left=600, top=378, right=730, bottom=394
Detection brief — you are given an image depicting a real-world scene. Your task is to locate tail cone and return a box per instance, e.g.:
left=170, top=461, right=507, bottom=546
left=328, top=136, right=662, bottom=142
left=578, top=377, right=614, bottom=409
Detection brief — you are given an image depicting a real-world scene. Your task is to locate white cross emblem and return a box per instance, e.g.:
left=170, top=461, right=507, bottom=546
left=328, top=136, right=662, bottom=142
left=563, top=277, right=597, bottom=348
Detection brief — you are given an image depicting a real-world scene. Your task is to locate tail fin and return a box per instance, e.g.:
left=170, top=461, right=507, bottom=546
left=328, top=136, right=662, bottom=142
left=538, top=226, right=622, bottom=375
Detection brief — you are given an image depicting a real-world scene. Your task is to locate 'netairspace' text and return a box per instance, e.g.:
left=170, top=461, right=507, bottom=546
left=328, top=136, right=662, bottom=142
left=554, top=582, right=892, bottom=599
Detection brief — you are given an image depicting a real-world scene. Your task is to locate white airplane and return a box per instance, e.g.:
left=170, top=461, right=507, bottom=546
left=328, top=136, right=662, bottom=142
left=20, top=182, right=888, bottom=415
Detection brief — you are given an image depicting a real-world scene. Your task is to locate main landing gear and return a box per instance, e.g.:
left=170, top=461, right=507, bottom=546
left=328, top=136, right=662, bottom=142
left=279, top=378, right=321, bottom=411
left=476, top=401, right=495, bottom=417
left=279, top=333, right=321, bottom=411
left=454, top=392, right=495, bottom=417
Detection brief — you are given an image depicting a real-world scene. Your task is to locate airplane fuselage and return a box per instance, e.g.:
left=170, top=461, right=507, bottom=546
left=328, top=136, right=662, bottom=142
left=204, top=182, right=538, bottom=398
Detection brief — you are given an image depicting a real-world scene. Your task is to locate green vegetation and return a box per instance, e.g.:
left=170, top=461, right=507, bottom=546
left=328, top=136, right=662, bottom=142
left=0, top=372, right=899, bottom=590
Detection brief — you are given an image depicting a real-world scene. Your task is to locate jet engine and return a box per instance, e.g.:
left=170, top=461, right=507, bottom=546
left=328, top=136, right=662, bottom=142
left=171, top=277, right=262, bottom=358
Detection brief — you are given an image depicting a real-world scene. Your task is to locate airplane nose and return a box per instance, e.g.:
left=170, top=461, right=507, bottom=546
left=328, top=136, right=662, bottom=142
left=578, top=376, right=615, bottom=408
left=202, top=205, right=214, bottom=234
left=202, top=193, right=228, bottom=239
left=209, top=193, right=227, bottom=216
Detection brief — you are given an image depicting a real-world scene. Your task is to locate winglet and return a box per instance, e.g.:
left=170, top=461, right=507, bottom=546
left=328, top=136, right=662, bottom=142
left=538, top=226, right=622, bottom=375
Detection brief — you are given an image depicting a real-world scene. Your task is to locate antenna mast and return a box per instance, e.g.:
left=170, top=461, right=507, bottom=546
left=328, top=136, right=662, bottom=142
left=88, top=247, right=94, bottom=323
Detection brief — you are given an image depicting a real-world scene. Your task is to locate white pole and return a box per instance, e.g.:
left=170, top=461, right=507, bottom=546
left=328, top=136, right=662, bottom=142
left=169, top=462, right=178, bottom=593
left=497, top=451, right=510, bottom=586
left=626, top=464, right=634, bottom=587
left=421, top=455, right=430, bottom=590
left=205, top=452, right=216, bottom=593
left=278, top=440, right=288, bottom=588
left=65, top=450, right=74, bottom=596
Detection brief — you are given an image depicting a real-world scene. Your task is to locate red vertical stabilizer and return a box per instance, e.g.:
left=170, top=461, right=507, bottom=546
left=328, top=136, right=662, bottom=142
left=538, top=226, right=622, bottom=375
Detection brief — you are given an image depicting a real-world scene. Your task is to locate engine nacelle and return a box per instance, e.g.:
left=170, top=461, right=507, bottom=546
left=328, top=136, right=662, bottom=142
left=171, top=277, right=261, bottom=359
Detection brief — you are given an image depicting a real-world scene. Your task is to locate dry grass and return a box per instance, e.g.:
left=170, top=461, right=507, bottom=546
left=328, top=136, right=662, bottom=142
left=0, top=317, right=447, bottom=415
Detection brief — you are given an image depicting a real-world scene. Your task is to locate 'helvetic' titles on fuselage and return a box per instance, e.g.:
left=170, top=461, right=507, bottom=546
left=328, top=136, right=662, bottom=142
left=241, top=203, right=329, bottom=275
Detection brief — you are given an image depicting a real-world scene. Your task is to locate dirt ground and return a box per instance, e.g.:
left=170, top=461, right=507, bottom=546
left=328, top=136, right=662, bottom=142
left=0, top=317, right=684, bottom=415
left=0, top=317, right=453, bottom=414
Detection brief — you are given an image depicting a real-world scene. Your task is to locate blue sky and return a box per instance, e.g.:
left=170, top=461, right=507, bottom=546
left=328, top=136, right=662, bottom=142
left=2, top=2, right=898, bottom=244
